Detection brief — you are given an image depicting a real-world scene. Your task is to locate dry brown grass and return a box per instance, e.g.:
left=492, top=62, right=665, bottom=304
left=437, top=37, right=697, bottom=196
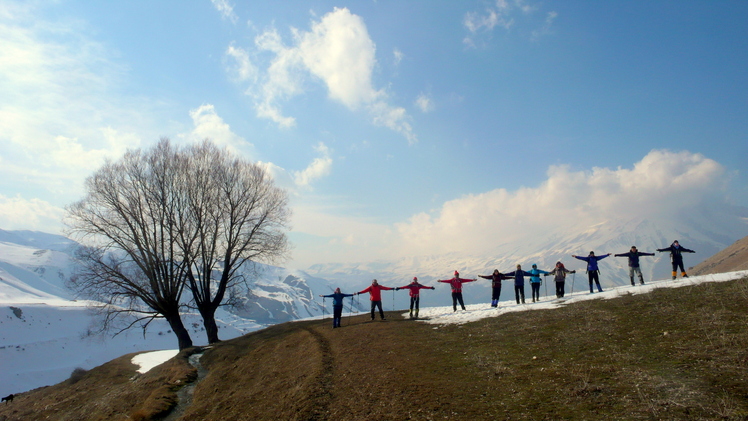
left=2, top=277, right=748, bottom=420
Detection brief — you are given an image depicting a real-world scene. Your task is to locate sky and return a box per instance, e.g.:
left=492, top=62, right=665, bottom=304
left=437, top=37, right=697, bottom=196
left=1, top=0, right=747, bottom=268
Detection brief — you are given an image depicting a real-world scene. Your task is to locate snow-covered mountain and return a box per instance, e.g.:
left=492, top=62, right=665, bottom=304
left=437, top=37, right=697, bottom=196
left=0, top=230, right=349, bottom=396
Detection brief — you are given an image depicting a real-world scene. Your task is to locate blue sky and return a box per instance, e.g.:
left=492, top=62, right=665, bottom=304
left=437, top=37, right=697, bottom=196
left=1, top=0, right=747, bottom=268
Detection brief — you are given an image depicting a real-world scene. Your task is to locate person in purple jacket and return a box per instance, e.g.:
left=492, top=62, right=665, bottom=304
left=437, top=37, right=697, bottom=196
left=477, top=269, right=509, bottom=307
left=572, top=251, right=611, bottom=293
left=614, top=246, right=655, bottom=285
left=503, top=264, right=533, bottom=304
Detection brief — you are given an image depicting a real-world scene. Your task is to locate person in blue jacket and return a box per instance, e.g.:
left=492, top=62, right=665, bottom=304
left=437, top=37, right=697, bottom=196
left=572, top=251, right=611, bottom=293
left=528, top=264, right=550, bottom=303
left=319, top=287, right=354, bottom=328
left=614, top=246, right=655, bottom=285
left=504, top=264, right=533, bottom=304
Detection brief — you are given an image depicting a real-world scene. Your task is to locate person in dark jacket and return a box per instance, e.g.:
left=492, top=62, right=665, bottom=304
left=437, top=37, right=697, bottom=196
left=437, top=271, right=476, bottom=312
left=396, top=277, right=435, bottom=319
left=477, top=269, right=509, bottom=307
left=614, top=246, right=655, bottom=285
left=357, top=279, right=394, bottom=320
left=319, top=288, right=354, bottom=328
left=528, top=264, right=550, bottom=303
left=657, top=240, right=695, bottom=279
left=572, top=251, right=611, bottom=293
left=503, top=265, right=533, bottom=304
left=545, top=261, right=575, bottom=298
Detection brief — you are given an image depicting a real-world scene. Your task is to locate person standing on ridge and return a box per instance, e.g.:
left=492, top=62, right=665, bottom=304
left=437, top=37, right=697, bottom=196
left=545, top=262, right=575, bottom=298
left=357, top=279, right=394, bottom=321
left=614, top=246, right=655, bottom=285
left=572, top=251, right=611, bottom=293
left=477, top=269, right=509, bottom=308
left=319, top=287, right=354, bottom=328
left=437, top=271, right=476, bottom=312
left=657, top=240, right=695, bottom=279
left=503, top=264, right=533, bottom=304
left=528, top=264, right=550, bottom=303
left=396, top=277, right=435, bottom=319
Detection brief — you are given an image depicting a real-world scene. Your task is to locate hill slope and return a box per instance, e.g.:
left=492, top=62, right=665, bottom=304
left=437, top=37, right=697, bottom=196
left=2, top=275, right=748, bottom=420
left=692, top=234, right=748, bottom=275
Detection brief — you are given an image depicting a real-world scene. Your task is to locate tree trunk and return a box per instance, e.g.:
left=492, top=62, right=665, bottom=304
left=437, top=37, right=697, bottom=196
left=164, top=312, right=193, bottom=350
left=199, top=306, right=221, bottom=344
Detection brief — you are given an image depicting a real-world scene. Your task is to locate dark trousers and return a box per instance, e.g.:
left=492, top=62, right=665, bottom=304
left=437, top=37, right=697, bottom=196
left=555, top=281, right=565, bottom=298
left=588, top=271, right=603, bottom=292
left=332, top=305, right=343, bottom=328
left=370, top=300, right=385, bottom=319
left=531, top=283, right=541, bottom=301
left=409, top=296, right=420, bottom=311
left=514, top=285, right=525, bottom=304
left=672, top=260, right=686, bottom=273
left=491, top=286, right=501, bottom=301
left=451, top=292, right=465, bottom=311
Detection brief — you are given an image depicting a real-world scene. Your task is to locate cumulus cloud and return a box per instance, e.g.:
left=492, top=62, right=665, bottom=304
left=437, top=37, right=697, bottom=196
left=183, top=104, right=253, bottom=155
left=392, top=150, right=727, bottom=257
left=229, top=7, right=416, bottom=141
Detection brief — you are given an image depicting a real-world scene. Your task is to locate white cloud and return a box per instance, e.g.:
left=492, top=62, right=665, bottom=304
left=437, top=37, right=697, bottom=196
left=293, top=142, right=333, bottom=188
left=393, top=48, right=404, bottom=66
left=233, top=7, right=415, bottom=141
left=225, top=44, right=257, bottom=82
left=0, top=194, right=65, bottom=234
left=415, top=94, right=434, bottom=113
left=463, top=0, right=555, bottom=45
left=0, top=2, right=151, bottom=201
left=183, top=104, right=253, bottom=155
left=392, top=150, right=726, bottom=256
left=210, top=0, right=238, bottom=24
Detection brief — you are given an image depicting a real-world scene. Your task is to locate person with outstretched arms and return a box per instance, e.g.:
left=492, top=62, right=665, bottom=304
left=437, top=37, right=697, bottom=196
left=437, top=271, right=476, bottom=312
left=572, top=251, right=611, bottom=293
left=657, top=240, right=695, bottom=279
left=614, top=246, right=655, bottom=285
left=319, top=287, right=354, bottom=328
left=357, top=279, right=394, bottom=321
left=395, top=277, right=435, bottom=319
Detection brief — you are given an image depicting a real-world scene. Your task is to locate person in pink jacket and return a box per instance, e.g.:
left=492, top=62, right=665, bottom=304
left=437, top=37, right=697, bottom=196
left=437, top=271, right=476, bottom=312
left=396, top=276, right=435, bottom=319
left=357, top=279, right=394, bottom=321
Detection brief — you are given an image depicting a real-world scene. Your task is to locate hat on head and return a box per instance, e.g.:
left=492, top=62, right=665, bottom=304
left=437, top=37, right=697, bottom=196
left=532, top=264, right=537, bottom=268
left=454, top=270, right=459, bottom=276
left=413, top=276, right=418, bottom=281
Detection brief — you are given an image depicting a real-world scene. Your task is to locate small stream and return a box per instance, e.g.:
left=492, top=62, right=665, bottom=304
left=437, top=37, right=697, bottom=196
left=163, top=350, right=208, bottom=421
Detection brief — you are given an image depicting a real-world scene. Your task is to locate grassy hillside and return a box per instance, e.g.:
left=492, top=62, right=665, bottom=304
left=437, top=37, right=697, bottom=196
left=3, top=277, right=748, bottom=420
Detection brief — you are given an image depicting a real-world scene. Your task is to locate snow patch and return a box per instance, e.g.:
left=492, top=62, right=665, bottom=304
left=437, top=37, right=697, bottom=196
left=131, top=349, right=179, bottom=374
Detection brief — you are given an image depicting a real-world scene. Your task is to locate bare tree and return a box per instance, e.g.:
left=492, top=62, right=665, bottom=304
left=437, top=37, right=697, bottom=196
left=66, top=140, right=194, bottom=350
left=177, top=141, right=290, bottom=344
left=66, top=138, right=291, bottom=348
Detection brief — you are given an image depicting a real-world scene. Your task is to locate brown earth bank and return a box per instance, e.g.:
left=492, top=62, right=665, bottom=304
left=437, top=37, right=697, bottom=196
left=692, top=235, right=748, bottom=276
left=3, top=277, right=748, bottom=421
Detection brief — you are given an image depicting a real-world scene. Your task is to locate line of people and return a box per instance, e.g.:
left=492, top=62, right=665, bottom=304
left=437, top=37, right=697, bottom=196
left=319, top=240, right=695, bottom=328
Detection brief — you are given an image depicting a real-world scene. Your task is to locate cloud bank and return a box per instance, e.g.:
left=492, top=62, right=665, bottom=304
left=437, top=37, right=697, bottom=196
left=392, top=150, right=727, bottom=257
left=225, top=7, right=416, bottom=143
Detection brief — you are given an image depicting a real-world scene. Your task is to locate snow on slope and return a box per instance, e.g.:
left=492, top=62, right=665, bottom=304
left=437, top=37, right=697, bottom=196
left=0, top=230, right=346, bottom=396
left=414, top=270, right=748, bottom=326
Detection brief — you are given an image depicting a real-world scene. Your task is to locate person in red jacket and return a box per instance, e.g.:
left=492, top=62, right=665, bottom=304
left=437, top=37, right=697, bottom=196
left=437, top=271, right=476, bottom=312
left=357, top=279, right=394, bottom=321
left=396, top=277, right=435, bottom=319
